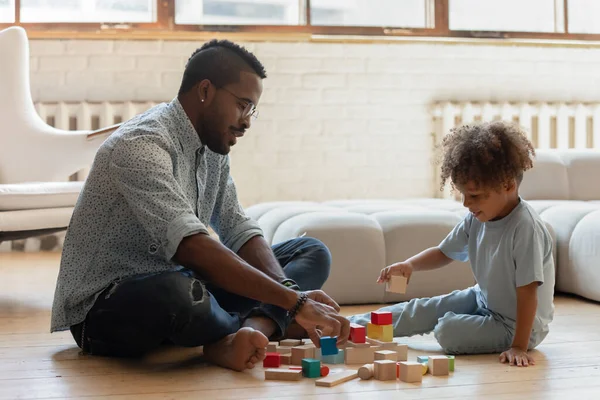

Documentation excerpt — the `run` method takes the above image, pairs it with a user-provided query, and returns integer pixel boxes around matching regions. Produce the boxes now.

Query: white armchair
[0,26,119,246]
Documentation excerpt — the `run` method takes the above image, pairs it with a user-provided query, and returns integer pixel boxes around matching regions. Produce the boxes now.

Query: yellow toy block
[381,325,393,342]
[367,323,383,339]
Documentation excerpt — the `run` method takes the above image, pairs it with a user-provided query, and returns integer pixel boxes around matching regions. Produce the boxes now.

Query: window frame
[2,0,600,42]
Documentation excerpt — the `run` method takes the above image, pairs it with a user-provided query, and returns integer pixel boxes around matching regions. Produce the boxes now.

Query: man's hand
[499,347,535,367]
[294,292,350,348]
[377,261,413,284]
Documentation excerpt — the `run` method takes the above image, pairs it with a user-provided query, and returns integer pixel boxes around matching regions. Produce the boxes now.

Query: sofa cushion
[0,182,82,211]
[0,207,74,231]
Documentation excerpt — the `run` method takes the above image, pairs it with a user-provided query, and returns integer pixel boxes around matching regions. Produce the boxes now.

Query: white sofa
[246,149,600,304]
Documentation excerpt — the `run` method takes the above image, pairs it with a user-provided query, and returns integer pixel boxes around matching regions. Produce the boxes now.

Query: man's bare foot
[203,327,269,372]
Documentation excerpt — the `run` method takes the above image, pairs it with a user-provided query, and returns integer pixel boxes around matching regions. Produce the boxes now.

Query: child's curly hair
[438,121,536,192]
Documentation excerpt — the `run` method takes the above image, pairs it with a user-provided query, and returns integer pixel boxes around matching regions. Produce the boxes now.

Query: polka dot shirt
[51,98,263,332]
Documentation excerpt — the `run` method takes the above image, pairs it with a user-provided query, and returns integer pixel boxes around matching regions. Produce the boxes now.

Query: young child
[348,120,555,367]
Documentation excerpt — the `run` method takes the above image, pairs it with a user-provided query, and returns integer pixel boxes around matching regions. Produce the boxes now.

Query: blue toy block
[417,356,429,363]
[322,349,344,364]
[320,336,338,356]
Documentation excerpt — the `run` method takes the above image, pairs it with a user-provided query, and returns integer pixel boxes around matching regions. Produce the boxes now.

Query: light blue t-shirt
[439,198,555,334]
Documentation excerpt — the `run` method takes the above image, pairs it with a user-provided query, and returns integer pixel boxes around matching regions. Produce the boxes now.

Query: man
[51,39,350,372]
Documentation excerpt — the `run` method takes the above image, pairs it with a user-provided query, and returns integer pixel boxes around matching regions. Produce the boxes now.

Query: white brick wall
[28,39,600,207]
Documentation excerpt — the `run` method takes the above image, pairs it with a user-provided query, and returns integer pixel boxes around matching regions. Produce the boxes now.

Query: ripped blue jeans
[347,286,548,355]
[70,237,331,357]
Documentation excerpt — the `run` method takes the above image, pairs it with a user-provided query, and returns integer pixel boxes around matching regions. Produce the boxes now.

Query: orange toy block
[374,360,396,381]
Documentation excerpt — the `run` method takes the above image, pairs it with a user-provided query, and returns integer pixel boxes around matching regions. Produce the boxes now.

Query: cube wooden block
[280,353,292,365]
[395,344,408,361]
[371,311,393,325]
[350,323,366,343]
[320,336,338,356]
[347,341,372,348]
[265,368,302,381]
[428,356,450,376]
[416,355,429,363]
[374,350,398,361]
[386,275,408,293]
[367,323,383,340]
[302,358,321,378]
[398,362,423,383]
[291,345,316,365]
[267,341,278,352]
[280,339,302,347]
[276,346,294,354]
[344,346,376,365]
[263,352,281,368]
[321,349,344,364]
[381,325,393,342]
[374,360,396,381]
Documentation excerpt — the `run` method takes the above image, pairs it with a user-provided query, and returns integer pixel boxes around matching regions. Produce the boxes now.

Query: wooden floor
[1,253,600,399]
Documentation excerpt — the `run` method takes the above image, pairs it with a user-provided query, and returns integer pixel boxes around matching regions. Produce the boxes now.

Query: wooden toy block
[350,323,366,343]
[428,355,449,376]
[374,360,397,381]
[315,370,359,387]
[280,339,302,347]
[314,347,321,360]
[367,323,383,340]
[347,341,372,348]
[358,363,374,380]
[320,336,338,356]
[302,358,321,378]
[276,345,294,354]
[291,345,316,365]
[289,367,303,370]
[263,352,281,368]
[366,337,385,346]
[420,362,428,375]
[371,311,393,325]
[267,342,278,352]
[344,346,376,365]
[265,368,302,381]
[386,275,408,293]
[381,325,393,342]
[416,356,429,363]
[448,355,455,372]
[280,353,292,365]
[374,350,398,361]
[322,349,344,364]
[320,365,329,377]
[394,344,408,361]
[398,362,423,383]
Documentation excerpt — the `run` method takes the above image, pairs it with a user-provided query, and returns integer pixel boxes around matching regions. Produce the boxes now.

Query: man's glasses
[218,86,259,121]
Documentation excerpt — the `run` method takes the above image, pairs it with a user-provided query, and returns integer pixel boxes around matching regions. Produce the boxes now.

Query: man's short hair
[178,39,267,96]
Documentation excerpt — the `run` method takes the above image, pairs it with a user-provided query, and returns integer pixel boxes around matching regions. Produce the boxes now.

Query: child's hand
[377,262,413,284]
[499,347,535,367]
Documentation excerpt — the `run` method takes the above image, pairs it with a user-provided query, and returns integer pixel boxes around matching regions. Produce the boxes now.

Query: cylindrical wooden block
[358,363,374,380]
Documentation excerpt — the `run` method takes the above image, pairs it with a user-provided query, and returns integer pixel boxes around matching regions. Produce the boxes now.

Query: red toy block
[371,311,392,325]
[350,323,366,343]
[263,352,281,368]
[320,365,330,377]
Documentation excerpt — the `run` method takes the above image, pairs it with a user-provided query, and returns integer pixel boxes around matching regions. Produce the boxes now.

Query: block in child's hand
[371,311,392,325]
[319,336,338,356]
[386,275,408,293]
[350,323,366,343]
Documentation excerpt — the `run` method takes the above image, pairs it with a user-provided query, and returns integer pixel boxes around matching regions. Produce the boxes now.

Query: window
[310,0,428,28]
[568,0,600,34]
[0,0,14,23]
[175,0,301,25]
[20,0,155,23]
[449,0,557,33]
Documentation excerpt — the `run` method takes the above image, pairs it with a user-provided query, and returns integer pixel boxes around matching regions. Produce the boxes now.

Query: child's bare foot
[203,327,268,372]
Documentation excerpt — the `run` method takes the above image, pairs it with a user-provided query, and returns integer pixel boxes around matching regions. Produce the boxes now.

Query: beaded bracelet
[287,292,308,320]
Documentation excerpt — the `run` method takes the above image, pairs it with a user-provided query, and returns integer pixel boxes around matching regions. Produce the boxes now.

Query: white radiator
[432,102,600,150]
[432,102,600,198]
[34,101,158,131]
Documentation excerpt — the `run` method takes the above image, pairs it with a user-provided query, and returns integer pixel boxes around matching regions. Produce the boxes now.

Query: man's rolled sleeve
[210,156,264,253]
[109,133,209,260]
